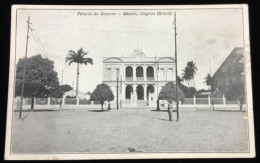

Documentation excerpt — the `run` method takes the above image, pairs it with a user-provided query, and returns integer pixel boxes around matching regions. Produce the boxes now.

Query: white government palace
[102,49,176,107]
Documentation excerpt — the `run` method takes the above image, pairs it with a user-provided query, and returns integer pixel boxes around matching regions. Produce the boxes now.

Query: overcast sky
[15,7,244,93]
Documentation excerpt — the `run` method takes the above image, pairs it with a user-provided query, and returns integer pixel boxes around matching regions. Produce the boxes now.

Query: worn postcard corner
[5,4,255,160]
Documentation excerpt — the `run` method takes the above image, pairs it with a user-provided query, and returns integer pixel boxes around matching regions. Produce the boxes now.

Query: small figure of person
[16,99,20,110]
[107,102,111,110]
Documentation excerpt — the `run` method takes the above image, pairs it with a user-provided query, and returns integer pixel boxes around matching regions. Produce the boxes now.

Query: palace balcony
[147,77,155,81]
[136,77,144,81]
[125,77,133,81]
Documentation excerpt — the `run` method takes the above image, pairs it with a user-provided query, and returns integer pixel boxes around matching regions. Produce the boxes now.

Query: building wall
[102,56,176,103]
[212,47,244,95]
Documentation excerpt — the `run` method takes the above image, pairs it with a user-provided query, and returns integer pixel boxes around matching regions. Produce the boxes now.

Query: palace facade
[102,49,176,106]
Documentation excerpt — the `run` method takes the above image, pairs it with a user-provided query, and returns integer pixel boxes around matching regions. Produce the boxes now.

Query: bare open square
[11,108,249,153]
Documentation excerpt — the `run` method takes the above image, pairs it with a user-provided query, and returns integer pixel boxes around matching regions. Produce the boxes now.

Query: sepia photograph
[4,5,255,160]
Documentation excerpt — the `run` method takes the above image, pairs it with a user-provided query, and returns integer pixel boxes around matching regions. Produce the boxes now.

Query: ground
[11,107,249,153]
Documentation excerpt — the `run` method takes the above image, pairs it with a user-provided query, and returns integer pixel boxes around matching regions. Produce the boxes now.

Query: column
[133,65,136,81]
[133,84,137,94]
[144,65,147,81]
[193,96,196,105]
[34,97,36,106]
[208,95,211,105]
[77,97,79,105]
[223,95,226,105]
[47,97,50,105]
[165,66,168,82]
[164,66,167,81]
[62,97,65,105]
[154,65,156,81]
[122,84,126,100]
[144,84,147,100]
[155,84,158,101]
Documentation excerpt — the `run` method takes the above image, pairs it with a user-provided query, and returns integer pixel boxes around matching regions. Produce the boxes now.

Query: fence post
[91,100,94,105]
[223,95,226,105]
[62,97,65,105]
[34,97,36,106]
[208,95,211,105]
[193,96,196,105]
[77,97,79,105]
[47,97,50,105]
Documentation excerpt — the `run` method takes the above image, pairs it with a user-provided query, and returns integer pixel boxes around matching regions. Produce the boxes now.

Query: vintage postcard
[5,5,255,160]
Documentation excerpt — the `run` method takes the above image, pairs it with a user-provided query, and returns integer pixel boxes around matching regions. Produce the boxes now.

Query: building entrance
[136,85,144,100]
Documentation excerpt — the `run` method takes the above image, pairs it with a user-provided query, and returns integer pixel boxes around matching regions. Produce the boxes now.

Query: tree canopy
[61,84,73,92]
[158,82,185,103]
[177,76,197,98]
[181,61,198,87]
[65,48,93,66]
[203,73,216,91]
[15,55,60,98]
[90,83,114,111]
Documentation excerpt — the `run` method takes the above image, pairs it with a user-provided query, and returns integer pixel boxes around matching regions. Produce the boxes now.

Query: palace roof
[103,49,175,63]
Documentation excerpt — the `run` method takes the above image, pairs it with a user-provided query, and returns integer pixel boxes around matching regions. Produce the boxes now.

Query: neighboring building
[212,47,245,95]
[63,89,90,99]
[102,49,176,106]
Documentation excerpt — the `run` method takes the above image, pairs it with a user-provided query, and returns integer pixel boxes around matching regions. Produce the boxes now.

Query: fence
[178,95,240,106]
[196,98,208,104]
[17,97,101,106]
[35,98,48,105]
[182,98,193,104]
[79,98,91,105]
[50,98,62,105]
[16,95,241,107]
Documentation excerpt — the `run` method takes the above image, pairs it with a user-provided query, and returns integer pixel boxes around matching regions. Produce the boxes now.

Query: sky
[15,7,244,93]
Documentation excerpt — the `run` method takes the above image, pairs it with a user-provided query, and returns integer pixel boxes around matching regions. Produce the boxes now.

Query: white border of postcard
[5,4,255,160]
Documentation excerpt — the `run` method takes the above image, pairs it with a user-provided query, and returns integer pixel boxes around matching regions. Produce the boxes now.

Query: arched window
[125,85,133,99]
[146,66,154,77]
[125,66,133,77]
[136,66,143,77]
[146,85,155,100]
[136,85,144,100]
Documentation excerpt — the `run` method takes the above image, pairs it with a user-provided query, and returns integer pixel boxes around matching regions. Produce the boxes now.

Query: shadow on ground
[88,110,110,112]
[133,113,169,121]
[214,110,246,112]
[150,110,177,112]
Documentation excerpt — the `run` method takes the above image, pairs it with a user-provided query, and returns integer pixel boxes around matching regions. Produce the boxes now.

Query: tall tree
[15,55,60,110]
[60,84,73,93]
[177,75,184,83]
[181,67,191,86]
[158,82,185,121]
[90,83,114,111]
[65,48,93,98]
[187,61,198,88]
[181,61,198,87]
[204,73,215,91]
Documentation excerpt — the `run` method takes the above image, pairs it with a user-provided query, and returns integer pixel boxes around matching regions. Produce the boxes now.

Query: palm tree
[181,61,198,88]
[187,61,198,88]
[204,73,213,87]
[181,67,191,86]
[204,73,216,111]
[65,48,93,98]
